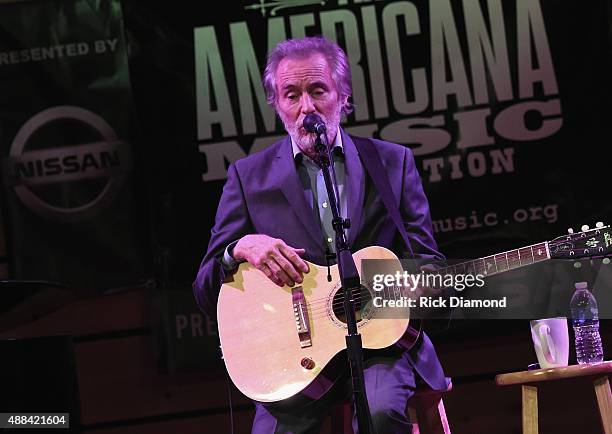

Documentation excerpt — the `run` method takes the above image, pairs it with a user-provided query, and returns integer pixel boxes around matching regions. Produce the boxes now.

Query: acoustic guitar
[217,224,611,402]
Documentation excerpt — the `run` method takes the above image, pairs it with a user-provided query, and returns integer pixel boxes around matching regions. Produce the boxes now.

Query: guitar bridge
[292,286,312,348]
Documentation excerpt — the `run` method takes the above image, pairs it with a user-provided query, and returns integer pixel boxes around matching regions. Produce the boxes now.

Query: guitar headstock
[548,222,612,259]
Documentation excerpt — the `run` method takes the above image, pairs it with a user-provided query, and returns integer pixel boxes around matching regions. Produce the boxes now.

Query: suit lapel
[275,137,324,246]
[341,130,365,248]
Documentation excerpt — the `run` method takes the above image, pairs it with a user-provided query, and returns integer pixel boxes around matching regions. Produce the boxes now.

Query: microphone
[303,113,326,135]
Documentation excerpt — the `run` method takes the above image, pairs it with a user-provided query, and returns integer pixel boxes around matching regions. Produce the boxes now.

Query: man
[194,36,449,433]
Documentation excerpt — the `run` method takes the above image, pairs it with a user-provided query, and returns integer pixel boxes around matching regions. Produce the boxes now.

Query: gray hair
[262,36,353,115]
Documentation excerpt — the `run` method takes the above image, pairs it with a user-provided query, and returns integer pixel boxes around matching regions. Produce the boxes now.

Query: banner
[0,0,148,292]
[121,0,611,286]
[152,289,222,374]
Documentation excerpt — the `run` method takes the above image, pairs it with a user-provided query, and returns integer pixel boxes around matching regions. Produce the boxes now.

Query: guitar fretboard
[436,242,550,278]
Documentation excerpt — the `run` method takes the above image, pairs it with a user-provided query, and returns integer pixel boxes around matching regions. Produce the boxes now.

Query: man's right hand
[233,234,310,287]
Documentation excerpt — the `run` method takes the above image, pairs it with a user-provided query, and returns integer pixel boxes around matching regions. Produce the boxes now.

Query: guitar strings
[287,286,380,310]
[277,283,413,312]
[309,294,409,317]
[296,287,414,319]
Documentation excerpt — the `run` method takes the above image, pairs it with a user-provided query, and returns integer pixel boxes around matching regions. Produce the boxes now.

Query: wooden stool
[331,380,452,434]
[496,361,612,434]
[407,381,453,434]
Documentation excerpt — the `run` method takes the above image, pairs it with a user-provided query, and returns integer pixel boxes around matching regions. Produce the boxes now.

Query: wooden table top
[496,361,612,386]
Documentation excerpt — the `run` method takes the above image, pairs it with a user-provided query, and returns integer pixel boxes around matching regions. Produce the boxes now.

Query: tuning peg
[568,228,574,234]
[604,258,611,265]
[581,225,590,231]
[596,222,604,228]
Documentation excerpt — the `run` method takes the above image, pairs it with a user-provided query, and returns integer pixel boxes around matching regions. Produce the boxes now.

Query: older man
[194,36,448,434]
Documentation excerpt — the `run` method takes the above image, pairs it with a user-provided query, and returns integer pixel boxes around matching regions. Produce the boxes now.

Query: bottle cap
[575,282,588,290]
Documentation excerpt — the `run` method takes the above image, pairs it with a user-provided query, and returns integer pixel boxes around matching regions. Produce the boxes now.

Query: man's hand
[233,234,310,287]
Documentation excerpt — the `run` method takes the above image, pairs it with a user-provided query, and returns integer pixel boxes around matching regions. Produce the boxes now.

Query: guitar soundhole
[331,284,374,325]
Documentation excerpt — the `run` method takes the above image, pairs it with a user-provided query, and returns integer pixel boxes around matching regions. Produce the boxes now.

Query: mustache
[295,117,334,134]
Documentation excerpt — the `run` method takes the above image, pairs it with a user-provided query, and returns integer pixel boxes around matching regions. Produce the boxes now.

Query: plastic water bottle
[570,282,603,364]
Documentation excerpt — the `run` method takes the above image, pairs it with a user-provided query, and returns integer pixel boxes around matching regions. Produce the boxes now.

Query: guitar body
[217,246,410,402]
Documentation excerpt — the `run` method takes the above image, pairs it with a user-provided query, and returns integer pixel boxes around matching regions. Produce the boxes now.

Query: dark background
[0,1,611,433]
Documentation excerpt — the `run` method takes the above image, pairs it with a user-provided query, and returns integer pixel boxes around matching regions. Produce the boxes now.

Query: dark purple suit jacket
[193,130,448,391]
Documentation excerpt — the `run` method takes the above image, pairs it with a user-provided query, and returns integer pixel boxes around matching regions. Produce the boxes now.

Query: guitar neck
[436,242,550,278]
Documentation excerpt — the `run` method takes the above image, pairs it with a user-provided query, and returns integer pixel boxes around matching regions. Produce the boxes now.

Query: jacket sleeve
[399,147,445,264]
[193,163,253,320]
[399,147,459,321]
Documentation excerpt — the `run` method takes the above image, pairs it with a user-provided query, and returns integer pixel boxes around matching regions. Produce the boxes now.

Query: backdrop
[0,0,610,319]
[122,0,612,282]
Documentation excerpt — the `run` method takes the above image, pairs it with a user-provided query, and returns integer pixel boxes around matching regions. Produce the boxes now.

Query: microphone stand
[313,131,374,434]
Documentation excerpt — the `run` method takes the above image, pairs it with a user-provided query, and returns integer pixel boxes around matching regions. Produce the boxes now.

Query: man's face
[275,53,346,157]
